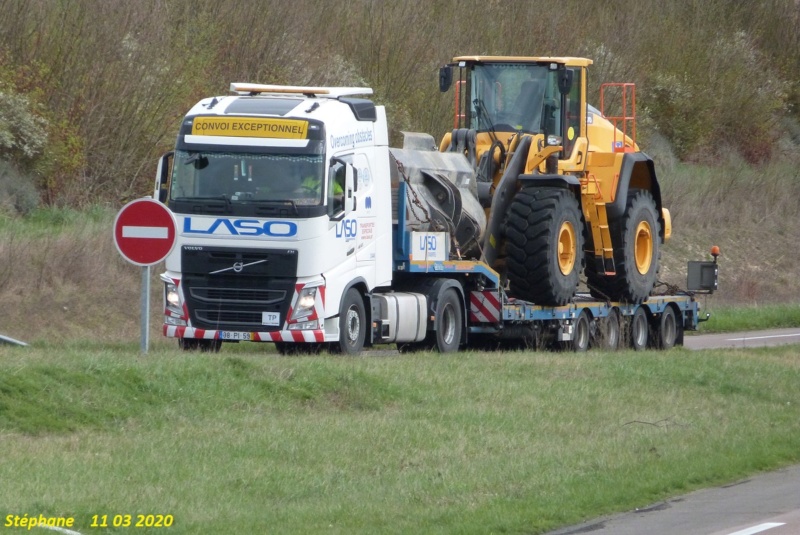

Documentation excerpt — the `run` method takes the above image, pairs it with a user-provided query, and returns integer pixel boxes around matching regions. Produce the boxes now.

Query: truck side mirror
[154,151,173,203]
[557,69,574,96]
[439,66,453,93]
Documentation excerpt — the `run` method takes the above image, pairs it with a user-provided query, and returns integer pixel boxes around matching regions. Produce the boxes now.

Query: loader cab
[440,56,589,165]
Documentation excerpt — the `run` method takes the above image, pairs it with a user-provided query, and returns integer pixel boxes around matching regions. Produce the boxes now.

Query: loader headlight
[547,135,562,146]
[291,286,317,320]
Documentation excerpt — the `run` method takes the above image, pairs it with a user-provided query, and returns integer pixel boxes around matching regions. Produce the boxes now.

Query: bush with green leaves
[0,86,48,163]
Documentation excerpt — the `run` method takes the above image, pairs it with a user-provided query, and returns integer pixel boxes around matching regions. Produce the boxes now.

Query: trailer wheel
[562,310,590,352]
[335,288,366,355]
[506,186,584,306]
[629,307,649,351]
[435,288,462,353]
[656,306,679,350]
[592,309,620,350]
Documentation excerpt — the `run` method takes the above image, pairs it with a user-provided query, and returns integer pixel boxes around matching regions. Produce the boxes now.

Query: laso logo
[335,218,357,239]
[183,218,297,237]
[419,234,438,251]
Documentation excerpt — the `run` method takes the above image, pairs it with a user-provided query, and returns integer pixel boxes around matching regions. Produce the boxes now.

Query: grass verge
[0,343,798,534]
[699,302,800,333]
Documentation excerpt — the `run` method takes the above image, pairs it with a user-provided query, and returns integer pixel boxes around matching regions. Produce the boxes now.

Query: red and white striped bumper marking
[164,326,325,343]
[470,291,501,323]
[255,330,325,343]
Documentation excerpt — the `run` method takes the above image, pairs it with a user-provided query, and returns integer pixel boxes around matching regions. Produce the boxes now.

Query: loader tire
[586,189,660,303]
[505,186,584,306]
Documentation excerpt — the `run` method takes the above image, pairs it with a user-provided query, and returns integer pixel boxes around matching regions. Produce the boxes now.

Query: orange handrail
[600,83,637,152]
[454,80,465,129]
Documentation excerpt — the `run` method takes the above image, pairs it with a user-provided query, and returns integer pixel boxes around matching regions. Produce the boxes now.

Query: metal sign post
[141,265,151,353]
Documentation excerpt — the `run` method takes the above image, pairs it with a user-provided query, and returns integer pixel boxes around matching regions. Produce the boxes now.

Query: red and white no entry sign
[113,198,177,266]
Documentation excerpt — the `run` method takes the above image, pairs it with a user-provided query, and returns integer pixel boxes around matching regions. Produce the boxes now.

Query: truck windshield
[469,63,552,134]
[169,149,326,217]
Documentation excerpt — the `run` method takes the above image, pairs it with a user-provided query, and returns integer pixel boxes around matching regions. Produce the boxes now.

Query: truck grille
[180,246,298,331]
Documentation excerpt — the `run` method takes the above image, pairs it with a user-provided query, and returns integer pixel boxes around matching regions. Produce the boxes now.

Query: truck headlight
[165,282,182,314]
[291,286,317,320]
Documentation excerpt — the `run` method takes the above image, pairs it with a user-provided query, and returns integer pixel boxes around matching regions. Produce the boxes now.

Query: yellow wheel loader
[438,56,671,305]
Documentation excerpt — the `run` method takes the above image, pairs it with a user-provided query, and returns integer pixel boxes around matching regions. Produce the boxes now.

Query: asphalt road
[684,328,800,350]
[545,464,800,535]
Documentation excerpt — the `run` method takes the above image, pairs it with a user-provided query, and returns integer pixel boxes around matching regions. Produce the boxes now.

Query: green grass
[1,343,798,534]
[0,205,114,236]
[700,302,800,333]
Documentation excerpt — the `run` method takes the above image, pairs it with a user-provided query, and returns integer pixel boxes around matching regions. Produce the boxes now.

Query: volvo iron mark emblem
[209,259,268,275]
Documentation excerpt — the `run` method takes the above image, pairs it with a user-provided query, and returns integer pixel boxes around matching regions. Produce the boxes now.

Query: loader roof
[451,56,593,67]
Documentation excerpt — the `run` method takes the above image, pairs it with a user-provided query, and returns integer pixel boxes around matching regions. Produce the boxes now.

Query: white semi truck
[154,82,717,354]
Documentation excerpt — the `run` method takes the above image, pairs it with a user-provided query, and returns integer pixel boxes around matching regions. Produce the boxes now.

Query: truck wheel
[629,307,649,351]
[656,306,679,350]
[397,341,429,353]
[435,288,462,353]
[335,288,366,355]
[592,309,620,350]
[276,342,323,355]
[179,338,221,352]
[178,338,198,351]
[586,189,660,303]
[561,310,590,352]
[506,186,584,306]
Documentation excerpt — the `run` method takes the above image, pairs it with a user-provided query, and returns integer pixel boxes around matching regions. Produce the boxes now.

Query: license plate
[220,331,254,341]
[262,312,280,326]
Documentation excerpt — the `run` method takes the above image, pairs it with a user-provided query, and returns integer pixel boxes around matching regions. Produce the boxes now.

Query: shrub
[0,86,48,163]
[0,159,40,215]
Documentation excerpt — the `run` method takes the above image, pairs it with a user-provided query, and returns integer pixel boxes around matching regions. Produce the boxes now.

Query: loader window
[469,63,550,134]
[563,68,582,156]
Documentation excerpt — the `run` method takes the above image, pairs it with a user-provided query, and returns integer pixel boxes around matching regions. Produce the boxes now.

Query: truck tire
[276,342,323,355]
[434,288,462,353]
[586,189,660,303]
[179,338,221,352]
[506,186,584,306]
[334,288,366,355]
[629,306,649,351]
